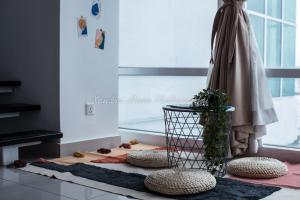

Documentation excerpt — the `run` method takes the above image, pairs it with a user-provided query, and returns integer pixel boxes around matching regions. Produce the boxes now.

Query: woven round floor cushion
[228,157,288,178]
[127,150,169,168]
[145,169,216,195]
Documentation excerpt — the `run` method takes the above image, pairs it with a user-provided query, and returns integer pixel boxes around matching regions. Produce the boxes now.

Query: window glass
[282,78,295,96]
[267,20,281,68]
[119,0,217,68]
[283,24,296,68]
[267,0,282,18]
[118,0,300,150]
[247,0,265,13]
[119,76,207,132]
[268,78,281,97]
[265,78,300,148]
[249,14,265,61]
[283,0,296,22]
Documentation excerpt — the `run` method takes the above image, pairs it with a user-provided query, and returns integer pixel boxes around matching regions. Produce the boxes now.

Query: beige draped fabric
[207,0,278,156]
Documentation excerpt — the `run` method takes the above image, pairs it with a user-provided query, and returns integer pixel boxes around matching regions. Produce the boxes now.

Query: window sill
[119,128,300,163]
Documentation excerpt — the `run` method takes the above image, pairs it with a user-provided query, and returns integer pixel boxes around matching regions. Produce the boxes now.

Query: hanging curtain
[207,0,278,156]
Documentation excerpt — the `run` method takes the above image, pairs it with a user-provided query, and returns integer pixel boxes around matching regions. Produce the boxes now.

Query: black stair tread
[0,81,21,87]
[0,104,41,113]
[0,130,62,146]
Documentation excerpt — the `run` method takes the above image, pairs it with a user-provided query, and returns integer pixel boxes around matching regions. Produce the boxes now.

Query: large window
[247,0,300,148]
[248,0,297,97]
[119,0,218,133]
[119,0,300,149]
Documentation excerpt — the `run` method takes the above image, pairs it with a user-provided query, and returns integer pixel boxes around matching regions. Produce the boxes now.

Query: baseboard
[255,146,300,163]
[120,129,166,146]
[120,129,203,147]
[120,129,300,163]
[60,136,121,157]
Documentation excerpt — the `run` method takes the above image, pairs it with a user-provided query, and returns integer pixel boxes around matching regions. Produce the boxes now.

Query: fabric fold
[207,0,278,156]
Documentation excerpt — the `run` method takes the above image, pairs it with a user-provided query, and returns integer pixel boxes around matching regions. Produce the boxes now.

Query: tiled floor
[0,166,133,200]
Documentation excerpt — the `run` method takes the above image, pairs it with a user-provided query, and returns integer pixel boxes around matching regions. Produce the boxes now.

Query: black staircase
[0,81,21,94]
[0,104,41,113]
[0,81,21,87]
[0,81,62,164]
[0,130,62,146]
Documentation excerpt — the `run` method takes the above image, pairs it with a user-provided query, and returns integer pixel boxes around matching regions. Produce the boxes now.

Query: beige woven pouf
[227,157,288,179]
[127,150,169,168]
[144,169,216,195]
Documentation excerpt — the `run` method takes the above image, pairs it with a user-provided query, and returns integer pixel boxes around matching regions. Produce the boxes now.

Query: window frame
[119,67,300,78]
[247,0,297,97]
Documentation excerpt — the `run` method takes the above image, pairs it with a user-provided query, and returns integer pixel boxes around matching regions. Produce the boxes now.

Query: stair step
[0,81,21,93]
[0,81,21,87]
[0,130,62,146]
[0,104,41,114]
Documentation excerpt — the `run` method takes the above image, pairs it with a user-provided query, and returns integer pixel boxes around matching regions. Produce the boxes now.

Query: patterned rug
[50,143,162,165]
[25,161,280,200]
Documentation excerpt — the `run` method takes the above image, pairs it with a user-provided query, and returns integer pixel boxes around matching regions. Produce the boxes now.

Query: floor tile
[0,167,31,181]
[0,180,34,199]
[0,187,74,200]
[4,170,59,186]
[19,174,62,188]
[91,193,136,200]
[0,179,15,188]
[37,181,108,200]
[0,178,28,192]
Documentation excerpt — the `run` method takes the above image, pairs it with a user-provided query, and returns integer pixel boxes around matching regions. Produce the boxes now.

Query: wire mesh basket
[163,104,234,177]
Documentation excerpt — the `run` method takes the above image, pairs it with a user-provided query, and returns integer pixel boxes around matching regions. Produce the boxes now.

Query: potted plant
[193,89,230,174]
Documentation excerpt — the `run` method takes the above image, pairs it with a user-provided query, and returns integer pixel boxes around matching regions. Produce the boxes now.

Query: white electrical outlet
[85,103,95,116]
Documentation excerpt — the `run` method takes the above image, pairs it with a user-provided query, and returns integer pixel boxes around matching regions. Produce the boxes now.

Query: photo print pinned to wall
[95,29,105,50]
[91,0,102,18]
[77,16,88,37]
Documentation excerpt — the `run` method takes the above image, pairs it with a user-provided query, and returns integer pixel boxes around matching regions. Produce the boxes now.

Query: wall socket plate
[85,103,95,116]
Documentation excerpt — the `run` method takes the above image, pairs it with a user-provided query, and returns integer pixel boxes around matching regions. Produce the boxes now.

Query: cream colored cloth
[207,0,278,156]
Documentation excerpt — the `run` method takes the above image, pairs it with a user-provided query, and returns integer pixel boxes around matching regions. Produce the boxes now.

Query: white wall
[119,0,218,68]
[60,0,119,143]
[296,0,300,66]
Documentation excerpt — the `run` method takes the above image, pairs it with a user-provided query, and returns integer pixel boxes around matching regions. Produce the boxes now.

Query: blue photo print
[91,0,102,18]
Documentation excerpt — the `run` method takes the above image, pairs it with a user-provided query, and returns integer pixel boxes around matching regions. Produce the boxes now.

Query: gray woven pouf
[227,157,288,179]
[144,169,216,195]
[127,150,169,168]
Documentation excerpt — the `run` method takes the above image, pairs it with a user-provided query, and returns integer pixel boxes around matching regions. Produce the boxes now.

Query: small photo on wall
[91,0,102,18]
[77,16,88,37]
[95,29,105,50]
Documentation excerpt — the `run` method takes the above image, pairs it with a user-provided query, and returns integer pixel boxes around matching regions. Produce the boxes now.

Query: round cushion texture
[227,157,288,179]
[144,169,216,195]
[127,150,169,168]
